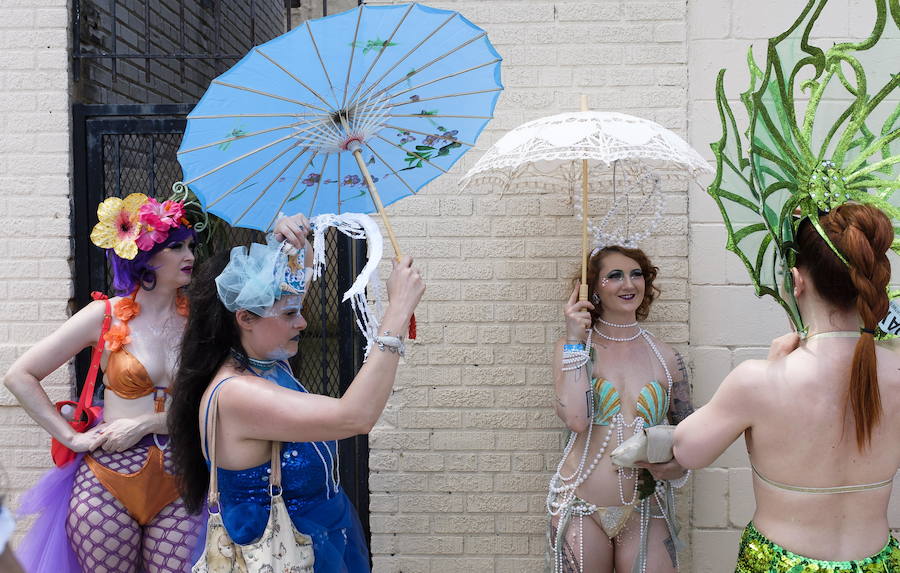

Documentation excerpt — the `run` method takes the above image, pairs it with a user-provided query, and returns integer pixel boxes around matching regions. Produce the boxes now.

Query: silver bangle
[374,330,405,357]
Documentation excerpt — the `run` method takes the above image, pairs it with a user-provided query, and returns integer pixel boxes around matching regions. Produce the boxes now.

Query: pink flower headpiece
[90,193,191,260]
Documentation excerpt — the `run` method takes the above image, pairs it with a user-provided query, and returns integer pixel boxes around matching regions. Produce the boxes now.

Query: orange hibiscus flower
[113,297,141,322]
[103,323,131,352]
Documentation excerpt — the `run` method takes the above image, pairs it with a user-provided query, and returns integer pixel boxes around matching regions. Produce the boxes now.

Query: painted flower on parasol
[460,99,711,300]
[177,2,503,260]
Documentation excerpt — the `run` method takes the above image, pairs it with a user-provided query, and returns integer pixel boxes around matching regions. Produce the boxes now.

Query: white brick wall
[0,0,72,538]
[366,1,691,571]
[2,1,895,572]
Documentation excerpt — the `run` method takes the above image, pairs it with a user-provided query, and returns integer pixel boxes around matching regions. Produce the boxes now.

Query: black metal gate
[71,103,370,539]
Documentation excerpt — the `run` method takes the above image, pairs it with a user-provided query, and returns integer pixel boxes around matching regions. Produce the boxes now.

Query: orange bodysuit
[84,296,180,526]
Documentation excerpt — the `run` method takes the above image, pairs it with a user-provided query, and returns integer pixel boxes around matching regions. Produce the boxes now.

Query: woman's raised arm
[221,256,424,443]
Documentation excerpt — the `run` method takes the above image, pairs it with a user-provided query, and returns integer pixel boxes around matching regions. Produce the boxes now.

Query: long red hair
[795,203,893,449]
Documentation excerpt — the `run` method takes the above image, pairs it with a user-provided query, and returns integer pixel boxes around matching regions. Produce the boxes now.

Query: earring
[139,269,157,291]
[590,293,601,305]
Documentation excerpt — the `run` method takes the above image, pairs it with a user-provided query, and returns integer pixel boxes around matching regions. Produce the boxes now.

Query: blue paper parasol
[177,2,502,256]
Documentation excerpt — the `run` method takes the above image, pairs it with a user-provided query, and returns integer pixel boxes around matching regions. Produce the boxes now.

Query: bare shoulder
[61,297,112,347]
[77,297,110,322]
[641,332,683,371]
[215,374,272,405]
[730,358,769,382]
[716,359,769,403]
[876,339,900,360]
[876,345,900,391]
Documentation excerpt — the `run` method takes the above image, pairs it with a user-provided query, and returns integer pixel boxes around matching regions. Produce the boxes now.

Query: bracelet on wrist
[374,330,406,357]
[563,344,585,352]
[561,347,590,372]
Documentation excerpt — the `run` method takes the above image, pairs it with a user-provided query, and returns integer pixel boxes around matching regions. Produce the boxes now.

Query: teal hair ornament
[709,0,900,333]
[215,236,310,317]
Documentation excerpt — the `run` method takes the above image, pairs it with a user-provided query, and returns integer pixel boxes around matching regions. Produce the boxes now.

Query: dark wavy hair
[795,203,892,450]
[107,226,197,295]
[168,250,251,513]
[583,245,660,323]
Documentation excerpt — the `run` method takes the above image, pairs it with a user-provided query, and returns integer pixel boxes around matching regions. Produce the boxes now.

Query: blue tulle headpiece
[216,235,309,316]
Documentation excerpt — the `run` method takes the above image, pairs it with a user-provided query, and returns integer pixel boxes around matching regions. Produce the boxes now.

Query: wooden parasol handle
[350,146,416,339]
[351,148,402,257]
[579,95,590,302]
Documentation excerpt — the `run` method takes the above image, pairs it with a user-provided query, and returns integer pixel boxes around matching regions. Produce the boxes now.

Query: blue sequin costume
[204,362,369,572]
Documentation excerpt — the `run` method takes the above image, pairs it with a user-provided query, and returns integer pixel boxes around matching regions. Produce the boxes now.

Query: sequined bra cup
[592,378,669,427]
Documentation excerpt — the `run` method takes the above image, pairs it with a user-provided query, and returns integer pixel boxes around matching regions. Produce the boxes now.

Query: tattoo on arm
[557,398,566,409]
[676,351,688,382]
[670,351,695,425]
[585,390,593,419]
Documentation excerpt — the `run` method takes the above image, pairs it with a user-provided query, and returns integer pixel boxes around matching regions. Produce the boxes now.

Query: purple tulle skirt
[16,453,85,573]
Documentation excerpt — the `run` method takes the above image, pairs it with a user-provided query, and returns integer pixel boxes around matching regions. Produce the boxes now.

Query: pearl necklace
[593,324,643,342]
[597,316,638,328]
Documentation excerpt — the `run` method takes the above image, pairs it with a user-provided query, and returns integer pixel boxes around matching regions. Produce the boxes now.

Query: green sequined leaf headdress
[709,0,900,333]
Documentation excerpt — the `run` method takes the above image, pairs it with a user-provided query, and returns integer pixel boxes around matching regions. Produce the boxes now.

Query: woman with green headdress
[675,203,900,571]
[674,0,900,570]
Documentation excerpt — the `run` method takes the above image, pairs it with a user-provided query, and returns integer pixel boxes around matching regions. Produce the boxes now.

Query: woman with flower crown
[4,192,307,573]
[546,245,694,573]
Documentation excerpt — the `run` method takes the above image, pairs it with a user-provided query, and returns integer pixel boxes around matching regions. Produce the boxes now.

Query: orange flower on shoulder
[175,290,189,317]
[113,297,141,322]
[103,323,131,352]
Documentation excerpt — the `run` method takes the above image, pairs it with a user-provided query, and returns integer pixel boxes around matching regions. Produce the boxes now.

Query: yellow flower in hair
[90,193,149,260]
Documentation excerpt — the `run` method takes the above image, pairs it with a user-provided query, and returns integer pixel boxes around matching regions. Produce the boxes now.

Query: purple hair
[106,226,197,296]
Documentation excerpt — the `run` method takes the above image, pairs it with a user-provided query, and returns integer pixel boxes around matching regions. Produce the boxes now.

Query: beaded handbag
[192,383,315,573]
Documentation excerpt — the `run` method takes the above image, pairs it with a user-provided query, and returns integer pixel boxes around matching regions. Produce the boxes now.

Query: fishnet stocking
[550,523,581,573]
[67,452,142,573]
[143,498,201,573]
[67,443,202,573]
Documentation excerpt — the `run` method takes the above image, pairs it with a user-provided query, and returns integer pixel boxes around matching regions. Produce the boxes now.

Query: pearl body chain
[548,326,676,573]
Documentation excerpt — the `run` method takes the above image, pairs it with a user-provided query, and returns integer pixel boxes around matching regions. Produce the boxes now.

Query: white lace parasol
[459,110,711,299]
[459,111,711,191]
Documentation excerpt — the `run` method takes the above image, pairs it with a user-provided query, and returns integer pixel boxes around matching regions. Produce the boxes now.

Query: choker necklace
[804,331,862,342]
[592,324,643,342]
[230,348,277,371]
[596,317,638,328]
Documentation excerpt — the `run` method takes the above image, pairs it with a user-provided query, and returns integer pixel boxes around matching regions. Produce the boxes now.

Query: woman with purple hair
[4,192,307,573]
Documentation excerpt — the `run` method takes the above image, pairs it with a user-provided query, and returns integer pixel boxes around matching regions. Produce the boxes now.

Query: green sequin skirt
[736,523,900,572]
